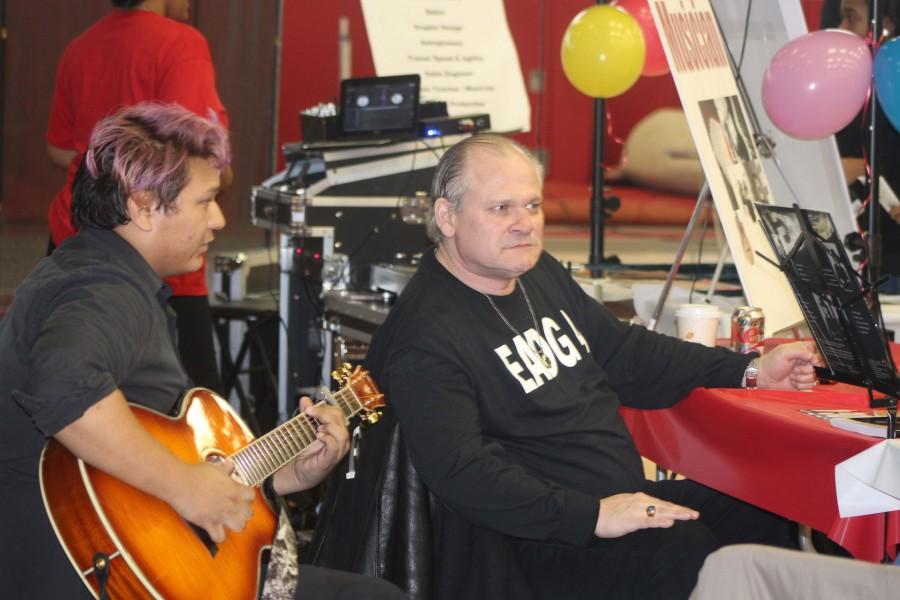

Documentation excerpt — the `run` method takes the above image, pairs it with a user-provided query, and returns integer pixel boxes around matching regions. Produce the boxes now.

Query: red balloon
[613,0,669,77]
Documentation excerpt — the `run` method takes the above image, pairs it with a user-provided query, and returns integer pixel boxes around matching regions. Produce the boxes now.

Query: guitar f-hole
[202,448,227,464]
[203,447,249,485]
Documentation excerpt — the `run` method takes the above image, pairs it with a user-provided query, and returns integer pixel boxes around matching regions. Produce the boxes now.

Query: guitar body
[40,389,277,600]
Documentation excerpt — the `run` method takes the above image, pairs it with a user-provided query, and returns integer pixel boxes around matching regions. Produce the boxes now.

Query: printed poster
[711,0,858,258]
[649,0,803,334]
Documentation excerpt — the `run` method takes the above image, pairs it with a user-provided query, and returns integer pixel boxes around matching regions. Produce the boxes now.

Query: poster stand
[647,183,716,331]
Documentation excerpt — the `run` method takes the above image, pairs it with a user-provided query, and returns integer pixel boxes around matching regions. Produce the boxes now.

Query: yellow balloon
[561,5,646,98]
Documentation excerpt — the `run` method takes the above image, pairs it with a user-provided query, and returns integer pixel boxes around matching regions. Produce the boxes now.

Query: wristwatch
[744,357,761,389]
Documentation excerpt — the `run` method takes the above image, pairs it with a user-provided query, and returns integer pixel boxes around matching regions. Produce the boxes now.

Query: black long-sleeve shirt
[366,250,751,547]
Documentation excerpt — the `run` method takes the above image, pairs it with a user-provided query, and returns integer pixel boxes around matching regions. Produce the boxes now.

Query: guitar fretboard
[231,385,364,487]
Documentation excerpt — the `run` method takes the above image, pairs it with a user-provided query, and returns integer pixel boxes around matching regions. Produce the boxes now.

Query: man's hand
[54,390,257,545]
[594,492,699,538]
[168,459,256,544]
[757,341,821,391]
[273,397,351,495]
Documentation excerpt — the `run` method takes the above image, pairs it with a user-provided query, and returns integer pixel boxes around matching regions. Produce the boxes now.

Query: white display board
[649,0,803,334]
[710,0,858,253]
[360,0,531,133]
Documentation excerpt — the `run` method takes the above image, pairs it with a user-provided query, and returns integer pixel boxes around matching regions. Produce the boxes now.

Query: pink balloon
[613,0,669,77]
[762,29,872,140]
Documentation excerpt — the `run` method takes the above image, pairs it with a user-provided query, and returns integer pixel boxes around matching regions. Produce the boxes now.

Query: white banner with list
[360,0,531,134]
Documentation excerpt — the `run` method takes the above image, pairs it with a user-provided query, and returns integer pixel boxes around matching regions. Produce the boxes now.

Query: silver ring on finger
[646,504,656,518]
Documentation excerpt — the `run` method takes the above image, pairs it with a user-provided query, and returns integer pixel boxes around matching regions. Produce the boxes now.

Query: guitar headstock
[332,364,386,424]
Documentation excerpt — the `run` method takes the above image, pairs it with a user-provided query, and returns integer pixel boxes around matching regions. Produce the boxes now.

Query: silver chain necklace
[482,279,552,369]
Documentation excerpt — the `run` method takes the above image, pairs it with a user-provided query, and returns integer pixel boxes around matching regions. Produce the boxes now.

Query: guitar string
[238,403,324,484]
[276,427,297,458]
[272,429,291,464]
[235,384,366,485]
[240,444,261,482]
[334,387,352,414]
[283,423,303,456]
[336,383,363,413]
[344,383,363,414]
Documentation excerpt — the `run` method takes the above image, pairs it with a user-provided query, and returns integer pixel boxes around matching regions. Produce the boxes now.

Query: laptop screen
[340,75,420,137]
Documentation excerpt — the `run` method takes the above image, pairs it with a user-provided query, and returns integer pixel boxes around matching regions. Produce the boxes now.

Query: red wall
[278,0,375,160]
[801,0,825,30]
[278,1,822,185]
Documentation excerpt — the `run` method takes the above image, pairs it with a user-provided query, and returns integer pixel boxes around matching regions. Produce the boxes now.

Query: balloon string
[874,26,889,49]
[855,30,877,273]
[857,94,873,274]
[604,106,627,172]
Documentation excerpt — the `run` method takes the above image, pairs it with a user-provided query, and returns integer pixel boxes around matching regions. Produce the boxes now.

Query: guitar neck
[230,386,364,487]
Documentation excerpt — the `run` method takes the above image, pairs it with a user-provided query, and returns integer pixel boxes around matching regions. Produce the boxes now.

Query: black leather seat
[306,409,533,600]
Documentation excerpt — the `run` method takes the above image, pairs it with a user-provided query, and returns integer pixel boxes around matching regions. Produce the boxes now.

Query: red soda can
[731,307,764,353]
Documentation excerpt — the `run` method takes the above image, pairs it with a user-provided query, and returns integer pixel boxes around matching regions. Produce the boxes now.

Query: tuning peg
[360,410,382,427]
[330,363,352,385]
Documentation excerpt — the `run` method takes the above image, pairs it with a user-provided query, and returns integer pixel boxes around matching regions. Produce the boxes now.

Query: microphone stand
[588,0,608,276]
[589,93,606,276]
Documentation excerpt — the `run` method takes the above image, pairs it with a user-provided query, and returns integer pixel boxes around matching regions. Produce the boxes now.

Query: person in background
[820,0,843,28]
[46,0,232,391]
[831,0,900,289]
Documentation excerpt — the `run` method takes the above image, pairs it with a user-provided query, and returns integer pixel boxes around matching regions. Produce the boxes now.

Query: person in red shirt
[47,0,233,391]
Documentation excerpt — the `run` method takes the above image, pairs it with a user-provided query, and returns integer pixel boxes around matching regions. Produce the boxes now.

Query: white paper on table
[835,439,900,518]
[360,0,531,134]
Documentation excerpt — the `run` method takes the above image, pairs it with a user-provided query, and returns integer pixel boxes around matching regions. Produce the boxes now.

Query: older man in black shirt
[0,103,403,600]
[363,134,819,599]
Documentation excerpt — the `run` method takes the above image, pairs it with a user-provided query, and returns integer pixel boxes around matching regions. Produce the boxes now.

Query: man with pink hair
[46,0,231,392]
[2,103,403,600]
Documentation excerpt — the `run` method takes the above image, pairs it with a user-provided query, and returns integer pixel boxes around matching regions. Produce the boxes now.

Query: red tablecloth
[620,385,899,562]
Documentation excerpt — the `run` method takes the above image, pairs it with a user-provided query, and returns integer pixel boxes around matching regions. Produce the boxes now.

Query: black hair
[71,154,133,230]
[71,102,230,231]
[111,1,144,9]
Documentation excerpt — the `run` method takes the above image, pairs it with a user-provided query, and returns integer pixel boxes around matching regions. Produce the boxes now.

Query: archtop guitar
[40,365,384,599]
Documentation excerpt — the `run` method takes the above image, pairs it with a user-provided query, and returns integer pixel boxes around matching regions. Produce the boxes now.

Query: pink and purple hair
[71,101,230,229]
